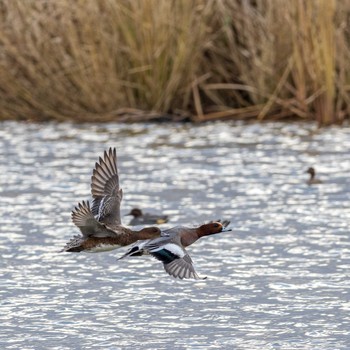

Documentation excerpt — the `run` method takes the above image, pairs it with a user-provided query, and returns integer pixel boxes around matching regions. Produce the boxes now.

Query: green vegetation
[0,0,347,124]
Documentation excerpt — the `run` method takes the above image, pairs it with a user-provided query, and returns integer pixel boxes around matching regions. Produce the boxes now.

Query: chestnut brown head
[306,167,315,178]
[198,222,224,237]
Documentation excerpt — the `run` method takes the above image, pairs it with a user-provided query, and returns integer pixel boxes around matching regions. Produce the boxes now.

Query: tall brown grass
[0,0,349,125]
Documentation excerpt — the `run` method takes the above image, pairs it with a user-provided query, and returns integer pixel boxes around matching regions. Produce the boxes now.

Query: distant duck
[126,208,169,226]
[62,148,161,252]
[118,220,231,280]
[306,167,323,185]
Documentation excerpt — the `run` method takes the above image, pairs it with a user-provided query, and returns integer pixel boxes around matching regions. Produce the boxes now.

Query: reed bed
[0,0,349,125]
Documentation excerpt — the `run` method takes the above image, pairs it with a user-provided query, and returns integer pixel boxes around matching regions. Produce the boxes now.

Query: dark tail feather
[117,246,144,260]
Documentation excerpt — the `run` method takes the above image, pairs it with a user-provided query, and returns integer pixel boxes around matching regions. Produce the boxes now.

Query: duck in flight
[62,148,161,252]
[118,220,231,279]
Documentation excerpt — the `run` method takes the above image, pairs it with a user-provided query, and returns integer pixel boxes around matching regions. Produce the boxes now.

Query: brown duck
[62,148,161,252]
[306,167,323,185]
[118,221,231,279]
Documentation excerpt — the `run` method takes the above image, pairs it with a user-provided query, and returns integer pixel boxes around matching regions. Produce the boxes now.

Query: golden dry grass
[0,0,349,125]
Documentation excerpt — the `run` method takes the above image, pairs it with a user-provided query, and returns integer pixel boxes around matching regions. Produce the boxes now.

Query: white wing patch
[151,243,185,257]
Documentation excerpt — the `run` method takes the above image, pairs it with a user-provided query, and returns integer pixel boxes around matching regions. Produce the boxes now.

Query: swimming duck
[62,148,162,252]
[306,167,323,185]
[126,208,169,226]
[118,221,231,279]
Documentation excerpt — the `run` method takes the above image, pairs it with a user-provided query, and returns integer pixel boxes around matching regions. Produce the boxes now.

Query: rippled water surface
[1,121,350,349]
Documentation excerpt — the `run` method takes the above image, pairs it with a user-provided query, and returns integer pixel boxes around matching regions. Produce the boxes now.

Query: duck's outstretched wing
[116,229,204,279]
[90,148,123,225]
[148,243,205,280]
[72,200,119,238]
[117,228,172,260]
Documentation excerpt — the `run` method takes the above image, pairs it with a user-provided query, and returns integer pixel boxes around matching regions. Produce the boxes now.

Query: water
[1,120,350,349]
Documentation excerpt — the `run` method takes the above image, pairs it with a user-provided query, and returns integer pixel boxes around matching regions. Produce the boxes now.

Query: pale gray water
[0,120,350,350]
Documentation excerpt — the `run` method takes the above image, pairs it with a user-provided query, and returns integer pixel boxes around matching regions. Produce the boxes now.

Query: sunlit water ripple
[1,121,350,349]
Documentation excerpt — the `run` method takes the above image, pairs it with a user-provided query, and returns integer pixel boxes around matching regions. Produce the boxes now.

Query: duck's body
[62,201,161,253]
[126,208,168,226]
[306,167,323,185]
[62,236,124,253]
[118,221,231,279]
[63,231,161,253]
[62,148,161,253]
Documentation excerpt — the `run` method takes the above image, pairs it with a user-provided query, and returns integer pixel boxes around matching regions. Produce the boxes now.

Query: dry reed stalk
[111,1,210,112]
[194,0,295,119]
[333,1,350,122]
[257,58,294,120]
[0,0,210,121]
[288,0,337,125]
[0,0,348,123]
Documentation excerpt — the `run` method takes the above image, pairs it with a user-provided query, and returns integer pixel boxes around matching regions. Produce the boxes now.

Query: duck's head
[306,167,316,179]
[198,222,231,237]
[126,208,143,218]
[306,167,315,178]
[139,226,161,238]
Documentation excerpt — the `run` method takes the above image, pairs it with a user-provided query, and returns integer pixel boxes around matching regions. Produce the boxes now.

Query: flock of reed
[0,0,348,125]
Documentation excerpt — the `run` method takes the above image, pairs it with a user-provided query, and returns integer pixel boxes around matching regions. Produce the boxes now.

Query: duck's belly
[87,243,122,253]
